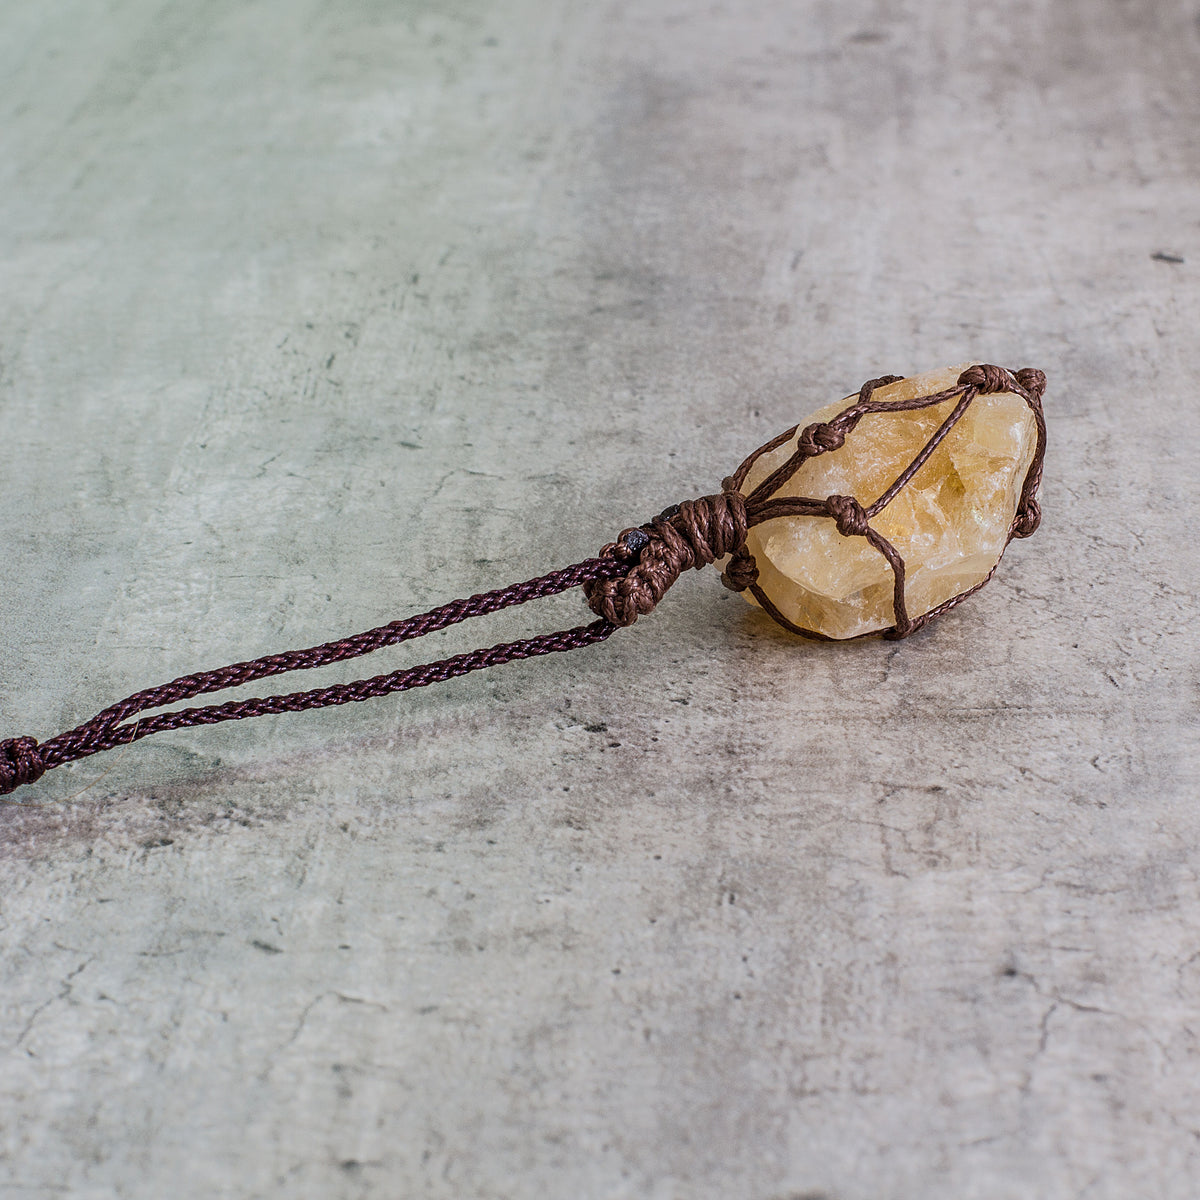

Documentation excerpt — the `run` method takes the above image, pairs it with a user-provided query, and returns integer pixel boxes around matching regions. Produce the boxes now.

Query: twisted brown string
[0,559,624,796]
[0,364,1045,798]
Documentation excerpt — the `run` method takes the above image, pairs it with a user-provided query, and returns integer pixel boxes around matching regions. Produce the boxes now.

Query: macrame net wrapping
[583,363,1047,639]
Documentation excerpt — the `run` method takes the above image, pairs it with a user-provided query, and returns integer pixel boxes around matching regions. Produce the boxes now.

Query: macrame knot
[796,421,846,457]
[720,548,759,592]
[1015,367,1047,399]
[0,737,46,796]
[586,491,749,626]
[1012,498,1042,539]
[825,494,870,537]
[957,364,1013,394]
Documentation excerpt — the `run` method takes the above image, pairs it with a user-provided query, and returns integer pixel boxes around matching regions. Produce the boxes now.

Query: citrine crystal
[741,365,1039,639]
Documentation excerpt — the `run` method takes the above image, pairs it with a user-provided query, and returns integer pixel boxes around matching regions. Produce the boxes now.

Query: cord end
[0,737,46,796]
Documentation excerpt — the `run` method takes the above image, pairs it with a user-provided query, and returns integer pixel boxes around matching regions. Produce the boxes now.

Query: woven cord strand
[1,557,624,796]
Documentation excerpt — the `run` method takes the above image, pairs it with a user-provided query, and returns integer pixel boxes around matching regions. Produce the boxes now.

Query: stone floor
[1,2,1198,1197]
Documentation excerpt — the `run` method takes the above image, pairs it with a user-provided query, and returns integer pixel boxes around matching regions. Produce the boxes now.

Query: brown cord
[0,559,623,796]
[0,364,1045,798]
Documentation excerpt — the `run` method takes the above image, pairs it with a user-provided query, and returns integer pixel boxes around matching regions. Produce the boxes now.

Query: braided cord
[1,557,624,795]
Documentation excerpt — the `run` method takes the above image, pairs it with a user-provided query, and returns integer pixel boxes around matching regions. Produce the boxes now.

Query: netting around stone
[584,363,1046,640]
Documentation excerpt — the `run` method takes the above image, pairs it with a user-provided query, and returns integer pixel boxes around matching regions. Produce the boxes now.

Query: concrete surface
[1,1,1198,1197]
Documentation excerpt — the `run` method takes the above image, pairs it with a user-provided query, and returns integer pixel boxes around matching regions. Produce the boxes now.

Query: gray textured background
[1,2,1197,1198]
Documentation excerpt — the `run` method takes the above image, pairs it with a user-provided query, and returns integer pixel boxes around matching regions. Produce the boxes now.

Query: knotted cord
[1,364,1045,797]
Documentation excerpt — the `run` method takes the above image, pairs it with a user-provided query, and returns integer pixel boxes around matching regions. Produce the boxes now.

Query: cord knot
[796,421,846,457]
[825,494,870,537]
[957,364,1014,394]
[1015,367,1047,400]
[720,548,759,592]
[1012,499,1042,539]
[0,737,46,796]
[586,491,749,626]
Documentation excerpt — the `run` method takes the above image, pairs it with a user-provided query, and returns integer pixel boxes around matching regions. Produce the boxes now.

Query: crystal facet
[742,365,1038,639]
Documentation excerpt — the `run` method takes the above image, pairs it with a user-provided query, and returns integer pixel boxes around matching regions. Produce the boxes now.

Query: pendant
[0,363,1045,798]
[730,362,1045,639]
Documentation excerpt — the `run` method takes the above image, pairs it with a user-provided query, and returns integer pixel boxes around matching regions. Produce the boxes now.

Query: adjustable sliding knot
[824,494,870,537]
[0,737,45,796]
[585,491,748,627]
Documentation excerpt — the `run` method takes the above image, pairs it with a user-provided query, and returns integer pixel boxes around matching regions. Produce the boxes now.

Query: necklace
[0,362,1045,799]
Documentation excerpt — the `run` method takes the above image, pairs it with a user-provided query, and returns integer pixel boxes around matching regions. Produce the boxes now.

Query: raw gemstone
[741,364,1038,639]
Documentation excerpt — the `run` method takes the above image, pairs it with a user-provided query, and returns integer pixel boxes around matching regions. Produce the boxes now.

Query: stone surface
[742,364,1038,638]
[1,4,1199,1200]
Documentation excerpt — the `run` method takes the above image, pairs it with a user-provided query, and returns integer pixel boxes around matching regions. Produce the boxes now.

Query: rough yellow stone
[742,364,1038,639]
